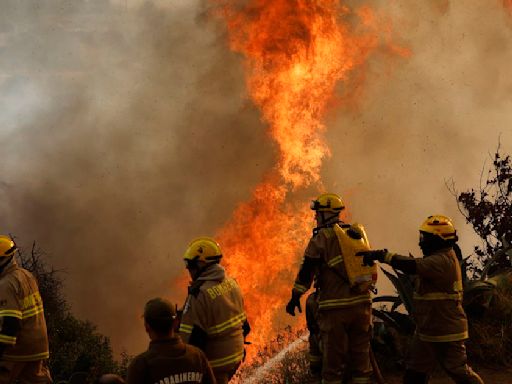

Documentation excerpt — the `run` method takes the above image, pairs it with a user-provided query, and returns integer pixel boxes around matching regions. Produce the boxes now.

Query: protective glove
[356,249,388,266]
[285,291,302,316]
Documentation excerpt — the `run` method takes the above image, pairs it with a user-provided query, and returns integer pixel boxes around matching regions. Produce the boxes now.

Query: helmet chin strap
[191,260,220,281]
[0,255,13,274]
[317,212,340,229]
[419,232,454,256]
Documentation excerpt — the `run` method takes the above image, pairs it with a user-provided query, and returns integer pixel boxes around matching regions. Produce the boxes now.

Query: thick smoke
[326,0,512,257]
[0,0,273,354]
[1,0,511,356]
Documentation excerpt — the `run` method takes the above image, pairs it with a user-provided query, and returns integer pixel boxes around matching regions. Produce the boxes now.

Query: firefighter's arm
[242,318,251,339]
[0,280,23,357]
[415,254,446,279]
[387,253,417,274]
[357,250,417,274]
[188,326,208,351]
[293,234,323,295]
[287,257,320,316]
[0,316,21,352]
[179,293,208,349]
[293,257,320,295]
[287,236,322,316]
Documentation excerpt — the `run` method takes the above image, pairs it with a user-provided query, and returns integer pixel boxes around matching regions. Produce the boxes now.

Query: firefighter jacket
[179,264,246,372]
[292,226,372,311]
[390,247,468,342]
[126,336,216,384]
[0,259,49,361]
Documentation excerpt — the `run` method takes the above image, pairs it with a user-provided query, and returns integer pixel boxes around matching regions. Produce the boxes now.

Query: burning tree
[208,0,397,361]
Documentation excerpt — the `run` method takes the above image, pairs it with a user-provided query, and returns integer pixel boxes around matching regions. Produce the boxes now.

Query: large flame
[504,0,512,14]
[209,0,384,359]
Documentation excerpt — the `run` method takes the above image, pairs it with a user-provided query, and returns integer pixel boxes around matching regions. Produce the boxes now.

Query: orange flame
[504,0,512,14]
[208,0,384,360]
[217,1,378,189]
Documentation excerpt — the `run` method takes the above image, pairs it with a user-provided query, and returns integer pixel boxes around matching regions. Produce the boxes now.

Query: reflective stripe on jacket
[0,260,49,361]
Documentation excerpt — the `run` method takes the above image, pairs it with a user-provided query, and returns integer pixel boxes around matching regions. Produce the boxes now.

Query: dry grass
[232,327,310,384]
[466,286,512,367]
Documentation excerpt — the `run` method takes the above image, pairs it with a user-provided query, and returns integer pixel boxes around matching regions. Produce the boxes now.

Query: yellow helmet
[0,236,16,257]
[419,215,457,240]
[183,237,222,264]
[310,193,345,213]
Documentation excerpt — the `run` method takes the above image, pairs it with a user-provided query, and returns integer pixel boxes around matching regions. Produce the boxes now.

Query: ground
[385,367,512,383]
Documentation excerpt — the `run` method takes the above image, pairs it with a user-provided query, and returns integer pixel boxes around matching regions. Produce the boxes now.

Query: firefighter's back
[180,265,246,384]
[3,266,49,360]
[128,339,215,384]
[180,238,248,384]
[200,275,245,374]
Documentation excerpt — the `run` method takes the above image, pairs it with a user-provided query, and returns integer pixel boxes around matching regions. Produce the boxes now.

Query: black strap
[188,280,206,298]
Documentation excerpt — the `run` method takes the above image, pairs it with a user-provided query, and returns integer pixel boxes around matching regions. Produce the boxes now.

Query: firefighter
[0,235,51,383]
[286,193,373,384]
[179,237,249,384]
[358,215,484,384]
[126,297,216,384]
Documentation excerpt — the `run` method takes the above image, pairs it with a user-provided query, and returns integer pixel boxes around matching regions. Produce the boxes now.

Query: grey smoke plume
[1,0,511,356]
[0,0,273,354]
[326,0,512,256]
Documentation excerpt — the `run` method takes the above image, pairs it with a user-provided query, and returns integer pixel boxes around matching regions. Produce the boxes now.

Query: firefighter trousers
[0,359,52,383]
[213,361,241,384]
[317,304,372,384]
[306,293,322,377]
[405,336,484,384]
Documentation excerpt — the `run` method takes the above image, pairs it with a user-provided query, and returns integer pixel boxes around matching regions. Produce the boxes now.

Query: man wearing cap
[126,298,216,384]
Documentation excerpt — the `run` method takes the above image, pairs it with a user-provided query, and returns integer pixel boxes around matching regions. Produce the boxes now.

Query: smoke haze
[0,0,511,355]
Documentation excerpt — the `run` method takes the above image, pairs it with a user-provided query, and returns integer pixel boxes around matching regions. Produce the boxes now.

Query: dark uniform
[383,249,483,383]
[292,227,372,384]
[179,264,247,384]
[305,291,321,378]
[0,259,51,383]
[126,336,216,384]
